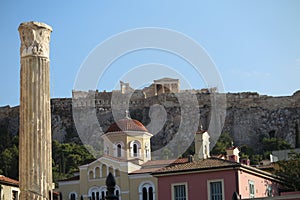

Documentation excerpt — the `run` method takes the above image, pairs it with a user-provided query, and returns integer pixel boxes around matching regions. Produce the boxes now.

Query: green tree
[276,152,300,191]
[52,140,95,184]
[0,127,12,152]
[211,132,233,155]
[262,137,292,159]
[0,144,19,179]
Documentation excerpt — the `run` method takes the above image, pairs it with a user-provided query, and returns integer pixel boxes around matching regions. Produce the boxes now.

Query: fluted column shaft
[18,21,52,200]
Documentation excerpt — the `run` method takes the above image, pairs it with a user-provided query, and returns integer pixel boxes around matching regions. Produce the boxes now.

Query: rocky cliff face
[1,90,299,154]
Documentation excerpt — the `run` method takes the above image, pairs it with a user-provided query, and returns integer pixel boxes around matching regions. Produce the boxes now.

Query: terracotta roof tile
[130,167,162,174]
[131,158,189,174]
[142,158,188,167]
[0,175,19,185]
[153,158,240,174]
[105,118,148,133]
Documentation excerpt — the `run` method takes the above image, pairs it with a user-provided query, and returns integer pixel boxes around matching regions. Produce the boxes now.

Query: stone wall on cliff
[1,90,299,153]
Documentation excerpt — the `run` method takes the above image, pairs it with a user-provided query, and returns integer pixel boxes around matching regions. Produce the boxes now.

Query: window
[133,143,138,157]
[12,190,18,200]
[91,192,96,200]
[115,185,121,199]
[95,167,100,178]
[266,185,272,197]
[69,192,77,200]
[70,193,76,200]
[99,186,107,200]
[101,191,105,200]
[139,181,155,200]
[143,187,147,200]
[145,149,149,158]
[117,144,122,157]
[102,164,107,178]
[130,140,141,157]
[210,182,222,200]
[249,180,255,198]
[89,187,100,200]
[93,186,120,200]
[208,179,224,200]
[172,183,187,200]
[149,187,153,200]
[89,170,94,179]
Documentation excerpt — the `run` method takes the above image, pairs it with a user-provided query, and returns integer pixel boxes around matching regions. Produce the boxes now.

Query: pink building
[152,131,283,200]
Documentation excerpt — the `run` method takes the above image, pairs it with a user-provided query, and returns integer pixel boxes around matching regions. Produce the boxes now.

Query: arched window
[133,143,138,157]
[89,187,101,200]
[143,187,147,200]
[101,191,105,200]
[95,167,100,178]
[102,164,107,178]
[149,187,153,200]
[89,170,94,179]
[117,144,122,157]
[139,181,155,200]
[69,192,77,200]
[130,140,141,157]
[115,185,121,200]
[99,186,107,200]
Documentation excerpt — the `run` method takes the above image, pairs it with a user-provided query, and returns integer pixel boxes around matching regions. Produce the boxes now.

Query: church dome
[105,118,148,133]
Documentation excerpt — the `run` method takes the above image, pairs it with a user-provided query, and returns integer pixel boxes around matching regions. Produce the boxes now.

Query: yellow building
[58,115,171,200]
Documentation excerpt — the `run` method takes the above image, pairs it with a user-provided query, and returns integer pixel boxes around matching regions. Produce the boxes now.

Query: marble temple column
[18,21,53,200]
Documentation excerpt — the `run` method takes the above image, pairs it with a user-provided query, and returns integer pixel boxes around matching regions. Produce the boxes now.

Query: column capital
[18,21,52,58]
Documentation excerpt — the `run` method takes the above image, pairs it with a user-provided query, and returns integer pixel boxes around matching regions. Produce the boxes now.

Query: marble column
[18,21,53,200]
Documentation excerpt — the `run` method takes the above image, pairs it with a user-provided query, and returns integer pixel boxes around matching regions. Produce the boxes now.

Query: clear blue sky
[0,1,299,106]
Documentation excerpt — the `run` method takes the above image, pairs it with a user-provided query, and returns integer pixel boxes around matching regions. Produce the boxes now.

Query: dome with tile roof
[105,118,148,133]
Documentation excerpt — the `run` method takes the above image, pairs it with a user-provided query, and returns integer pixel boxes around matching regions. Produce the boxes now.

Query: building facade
[59,118,286,200]
[152,132,283,200]
[0,175,20,200]
[58,115,162,200]
[153,158,283,200]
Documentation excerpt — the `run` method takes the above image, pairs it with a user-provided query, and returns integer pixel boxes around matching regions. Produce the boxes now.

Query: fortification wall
[0,90,299,152]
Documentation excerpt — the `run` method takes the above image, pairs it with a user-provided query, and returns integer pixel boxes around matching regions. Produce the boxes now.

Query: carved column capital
[18,21,52,58]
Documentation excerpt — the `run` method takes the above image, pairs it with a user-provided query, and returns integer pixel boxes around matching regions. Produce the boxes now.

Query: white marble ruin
[19,21,53,200]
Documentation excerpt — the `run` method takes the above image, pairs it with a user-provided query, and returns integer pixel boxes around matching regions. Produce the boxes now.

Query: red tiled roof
[0,175,19,186]
[131,158,189,174]
[105,118,148,133]
[152,158,240,175]
[142,160,176,166]
[130,167,162,174]
[173,158,189,164]
[142,158,188,167]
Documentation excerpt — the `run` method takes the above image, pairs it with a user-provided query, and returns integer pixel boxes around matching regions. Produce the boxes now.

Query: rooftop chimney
[226,146,240,163]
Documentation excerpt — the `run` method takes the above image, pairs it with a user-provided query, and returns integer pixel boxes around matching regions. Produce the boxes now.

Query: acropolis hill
[1,78,299,153]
